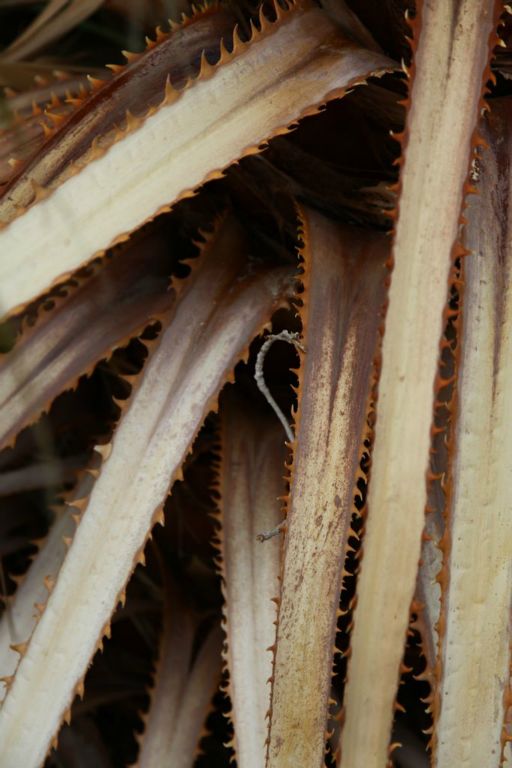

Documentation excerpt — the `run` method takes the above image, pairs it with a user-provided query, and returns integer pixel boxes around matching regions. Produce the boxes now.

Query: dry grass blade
[267,207,387,768]
[340,2,502,765]
[0,2,393,320]
[137,580,222,768]
[431,101,512,767]
[214,388,284,767]
[0,219,176,450]
[0,216,293,768]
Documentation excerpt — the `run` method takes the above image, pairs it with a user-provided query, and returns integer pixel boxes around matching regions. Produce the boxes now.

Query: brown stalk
[266,207,388,767]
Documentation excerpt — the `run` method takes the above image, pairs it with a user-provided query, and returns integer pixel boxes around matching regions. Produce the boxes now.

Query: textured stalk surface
[0,218,292,768]
[0,2,391,319]
[267,208,387,768]
[340,2,501,765]
[433,102,512,767]
[216,389,284,767]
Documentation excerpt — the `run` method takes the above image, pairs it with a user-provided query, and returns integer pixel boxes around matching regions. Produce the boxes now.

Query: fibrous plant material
[214,388,284,767]
[0,217,292,768]
[340,2,503,765]
[0,218,176,450]
[266,207,387,768]
[0,0,392,319]
[430,101,512,768]
[137,580,222,768]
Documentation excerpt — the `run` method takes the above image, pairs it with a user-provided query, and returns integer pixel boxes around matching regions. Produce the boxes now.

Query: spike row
[42,251,289,753]
[418,0,510,741]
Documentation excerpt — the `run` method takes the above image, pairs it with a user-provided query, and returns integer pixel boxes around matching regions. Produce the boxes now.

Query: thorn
[155,26,167,42]
[199,50,215,77]
[45,111,67,127]
[121,50,139,63]
[154,508,165,526]
[106,63,124,74]
[164,75,178,104]
[95,443,112,461]
[86,75,104,90]
[41,122,53,139]
[10,641,28,656]
[65,95,83,107]
[125,110,141,131]
[0,675,14,690]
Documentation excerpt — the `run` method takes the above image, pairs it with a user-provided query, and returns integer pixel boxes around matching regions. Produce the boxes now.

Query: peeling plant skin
[432,102,512,768]
[0,1,392,321]
[215,389,284,768]
[340,2,504,765]
[266,208,387,768]
[0,218,292,768]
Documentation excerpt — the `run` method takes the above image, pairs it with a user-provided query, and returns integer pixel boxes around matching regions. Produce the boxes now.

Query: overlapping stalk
[0,219,175,449]
[340,2,503,765]
[137,579,222,768]
[0,1,392,319]
[430,101,512,767]
[0,218,292,767]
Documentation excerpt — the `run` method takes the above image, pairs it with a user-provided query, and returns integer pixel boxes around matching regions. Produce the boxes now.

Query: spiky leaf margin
[0,219,175,449]
[0,1,393,319]
[340,2,503,765]
[430,101,512,767]
[266,207,388,768]
[0,217,292,768]
[137,579,222,768]
[214,388,284,767]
